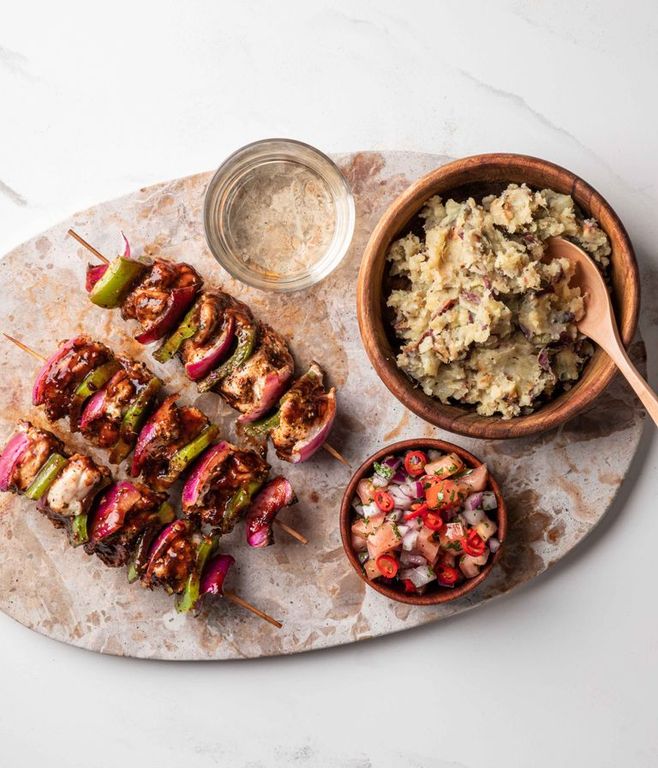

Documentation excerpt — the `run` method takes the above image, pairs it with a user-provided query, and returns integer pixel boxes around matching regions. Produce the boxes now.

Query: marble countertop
[1,1,657,766]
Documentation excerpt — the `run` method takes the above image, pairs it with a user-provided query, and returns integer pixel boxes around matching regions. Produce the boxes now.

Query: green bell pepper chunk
[177,535,214,614]
[70,513,89,547]
[153,302,200,363]
[24,453,67,500]
[221,479,263,534]
[89,257,146,308]
[166,425,219,480]
[109,377,162,463]
[73,360,120,401]
[198,319,257,393]
[244,410,280,438]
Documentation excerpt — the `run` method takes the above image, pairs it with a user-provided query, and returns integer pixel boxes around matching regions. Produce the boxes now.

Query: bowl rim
[339,438,507,605]
[357,152,640,439]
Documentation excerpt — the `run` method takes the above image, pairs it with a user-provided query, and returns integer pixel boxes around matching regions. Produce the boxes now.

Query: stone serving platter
[0,151,647,660]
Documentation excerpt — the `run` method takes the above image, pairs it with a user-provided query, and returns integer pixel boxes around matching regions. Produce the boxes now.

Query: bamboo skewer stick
[3,333,306,549]
[224,591,282,628]
[67,228,351,469]
[67,228,110,264]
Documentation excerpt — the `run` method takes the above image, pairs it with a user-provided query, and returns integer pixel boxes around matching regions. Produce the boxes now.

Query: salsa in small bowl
[339,439,507,605]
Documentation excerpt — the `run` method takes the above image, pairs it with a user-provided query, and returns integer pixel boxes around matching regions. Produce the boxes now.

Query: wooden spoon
[548,237,657,424]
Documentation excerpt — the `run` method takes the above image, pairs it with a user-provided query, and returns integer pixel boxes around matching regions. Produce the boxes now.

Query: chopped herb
[373,461,394,480]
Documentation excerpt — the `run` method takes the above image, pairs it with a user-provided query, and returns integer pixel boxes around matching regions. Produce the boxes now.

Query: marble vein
[0,44,34,80]
[0,180,28,207]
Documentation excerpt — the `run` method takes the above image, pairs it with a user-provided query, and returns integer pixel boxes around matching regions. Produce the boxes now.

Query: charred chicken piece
[131,394,210,490]
[218,324,294,423]
[79,358,155,449]
[7,420,64,493]
[44,454,110,518]
[33,336,112,422]
[141,520,197,594]
[270,363,337,463]
[121,259,202,341]
[182,441,270,531]
[84,481,167,568]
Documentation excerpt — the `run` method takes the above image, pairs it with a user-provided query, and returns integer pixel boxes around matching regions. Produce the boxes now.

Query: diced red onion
[464,492,483,511]
[400,550,427,568]
[402,529,419,551]
[400,480,424,499]
[390,469,407,485]
[361,502,379,519]
[385,510,402,523]
[462,507,485,526]
[481,491,498,510]
[389,486,412,509]
[371,473,388,488]
[0,431,30,492]
[399,565,436,588]
[381,456,402,470]
[396,524,409,537]
[488,537,501,553]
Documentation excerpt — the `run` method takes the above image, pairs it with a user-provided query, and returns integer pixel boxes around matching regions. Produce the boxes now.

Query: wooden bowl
[357,153,640,439]
[339,438,507,605]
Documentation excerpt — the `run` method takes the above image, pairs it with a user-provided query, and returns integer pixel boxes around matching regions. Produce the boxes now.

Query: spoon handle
[599,332,658,426]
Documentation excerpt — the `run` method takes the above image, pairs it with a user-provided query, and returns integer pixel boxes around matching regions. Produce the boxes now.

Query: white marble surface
[1,1,657,766]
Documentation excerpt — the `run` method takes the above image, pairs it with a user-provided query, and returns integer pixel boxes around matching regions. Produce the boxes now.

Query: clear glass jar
[203,138,355,292]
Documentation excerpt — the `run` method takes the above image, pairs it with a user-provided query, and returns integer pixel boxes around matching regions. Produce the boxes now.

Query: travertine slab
[0,152,646,659]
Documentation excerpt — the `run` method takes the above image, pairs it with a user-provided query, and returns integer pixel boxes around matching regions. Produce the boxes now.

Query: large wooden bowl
[339,438,507,605]
[357,153,640,439]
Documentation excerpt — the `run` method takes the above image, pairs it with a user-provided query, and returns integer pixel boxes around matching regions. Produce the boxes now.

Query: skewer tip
[2,333,47,362]
[224,590,283,629]
[323,442,350,467]
[274,518,308,545]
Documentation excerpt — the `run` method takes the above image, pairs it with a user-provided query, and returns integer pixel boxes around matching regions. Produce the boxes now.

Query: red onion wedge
[130,395,176,477]
[85,263,108,292]
[89,481,143,541]
[245,477,297,548]
[184,314,235,381]
[0,430,30,492]
[181,440,232,510]
[79,387,108,431]
[200,553,235,596]
[135,285,198,345]
[144,519,190,581]
[32,336,80,406]
[288,389,336,463]
[238,366,294,424]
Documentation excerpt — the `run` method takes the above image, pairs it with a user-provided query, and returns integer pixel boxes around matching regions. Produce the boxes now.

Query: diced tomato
[403,578,416,593]
[425,478,468,510]
[416,526,441,564]
[364,559,381,580]
[423,452,465,478]
[374,489,394,513]
[462,529,486,557]
[436,564,460,586]
[424,511,444,532]
[376,553,399,579]
[356,478,376,505]
[367,522,402,560]
[404,450,427,477]
[457,464,488,493]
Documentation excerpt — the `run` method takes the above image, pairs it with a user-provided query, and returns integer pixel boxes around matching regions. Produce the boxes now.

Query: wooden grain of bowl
[357,153,640,439]
[339,438,507,605]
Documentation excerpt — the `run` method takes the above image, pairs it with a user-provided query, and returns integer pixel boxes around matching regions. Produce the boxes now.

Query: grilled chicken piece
[121,260,202,330]
[44,454,110,517]
[219,325,294,421]
[80,359,154,448]
[133,395,209,490]
[84,483,167,568]
[11,421,64,492]
[184,445,270,530]
[143,533,196,594]
[36,337,112,421]
[270,362,336,462]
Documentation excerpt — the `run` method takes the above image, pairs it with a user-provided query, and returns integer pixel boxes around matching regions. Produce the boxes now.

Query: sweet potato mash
[386,184,611,418]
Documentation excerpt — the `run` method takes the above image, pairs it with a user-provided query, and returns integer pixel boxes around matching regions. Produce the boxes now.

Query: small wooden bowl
[357,153,640,439]
[339,438,507,605]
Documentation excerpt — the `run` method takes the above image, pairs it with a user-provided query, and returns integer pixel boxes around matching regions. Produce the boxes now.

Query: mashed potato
[386,184,611,418]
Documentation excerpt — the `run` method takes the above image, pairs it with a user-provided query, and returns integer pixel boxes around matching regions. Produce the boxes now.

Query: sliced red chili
[404,450,427,477]
[424,511,444,532]
[463,529,486,557]
[402,578,416,593]
[373,490,394,513]
[376,554,399,579]
[436,564,460,586]
[403,502,429,521]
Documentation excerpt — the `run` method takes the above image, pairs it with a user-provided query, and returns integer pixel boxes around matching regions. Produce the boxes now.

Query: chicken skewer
[3,333,307,546]
[0,420,282,627]
[68,229,349,467]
